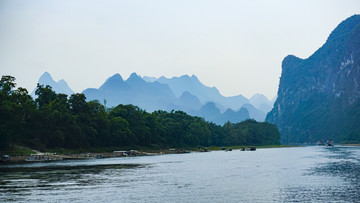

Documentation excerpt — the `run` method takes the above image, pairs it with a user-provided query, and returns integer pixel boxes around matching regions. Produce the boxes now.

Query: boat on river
[242,147,256,151]
[317,140,325,145]
[0,155,10,162]
[326,139,334,147]
[25,153,63,161]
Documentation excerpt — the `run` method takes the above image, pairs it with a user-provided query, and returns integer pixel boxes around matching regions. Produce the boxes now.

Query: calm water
[1,146,360,202]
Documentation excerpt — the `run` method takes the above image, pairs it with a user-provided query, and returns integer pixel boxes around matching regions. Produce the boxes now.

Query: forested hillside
[0,76,280,151]
[266,15,360,144]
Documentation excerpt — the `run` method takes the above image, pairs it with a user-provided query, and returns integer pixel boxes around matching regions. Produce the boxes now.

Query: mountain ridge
[31,72,75,97]
[266,14,360,144]
[31,72,274,125]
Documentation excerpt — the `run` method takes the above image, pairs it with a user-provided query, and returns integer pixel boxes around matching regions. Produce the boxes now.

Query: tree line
[0,75,280,151]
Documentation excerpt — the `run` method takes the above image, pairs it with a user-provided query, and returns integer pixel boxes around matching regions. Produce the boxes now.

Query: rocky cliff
[266,15,360,144]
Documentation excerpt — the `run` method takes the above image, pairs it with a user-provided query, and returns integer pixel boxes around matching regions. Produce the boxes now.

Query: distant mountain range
[30,72,74,97]
[154,75,249,112]
[32,72,274,125]
[82,73,176,112]
[266,15,360,144]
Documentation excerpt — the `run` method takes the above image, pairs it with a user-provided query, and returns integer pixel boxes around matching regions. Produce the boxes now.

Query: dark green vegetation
[0,76,280,151]
[266,15,360,144]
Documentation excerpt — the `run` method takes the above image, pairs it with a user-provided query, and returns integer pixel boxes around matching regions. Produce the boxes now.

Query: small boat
[113,151,128,157]
[0,155,10,162]
[25,153,63,161]
[244,147,256,151]
[198,147,209,152]
[317,140,325,145]
[326,139,334,147]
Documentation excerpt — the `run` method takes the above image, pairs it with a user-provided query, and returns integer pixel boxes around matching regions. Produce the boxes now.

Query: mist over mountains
[33,72,274,125]
[25,14,360,144]
[82,73,176,112]
[154,75,249,111]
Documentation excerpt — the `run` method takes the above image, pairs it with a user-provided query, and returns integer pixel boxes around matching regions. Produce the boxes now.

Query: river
[1,146,360,202]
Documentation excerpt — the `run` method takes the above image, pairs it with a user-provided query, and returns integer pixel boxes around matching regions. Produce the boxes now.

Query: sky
[0,0,359,99]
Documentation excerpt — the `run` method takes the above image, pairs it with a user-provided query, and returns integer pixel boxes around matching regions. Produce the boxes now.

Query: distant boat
[326,139,334,147]
[25,153,62,161]
[198,147,209,152]
[0,155,10,162]
[317,140,325,145]
[244,147,256,151]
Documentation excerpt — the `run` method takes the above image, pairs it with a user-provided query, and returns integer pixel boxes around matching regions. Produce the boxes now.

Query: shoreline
[1,145,296,164]
[341,144,360,146]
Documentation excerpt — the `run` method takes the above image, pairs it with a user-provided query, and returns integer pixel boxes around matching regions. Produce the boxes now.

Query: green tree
[0,76,17,149]
[35,84,57,108]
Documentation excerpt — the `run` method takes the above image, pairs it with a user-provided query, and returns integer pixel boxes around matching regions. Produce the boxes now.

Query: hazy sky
[0,0,359,99]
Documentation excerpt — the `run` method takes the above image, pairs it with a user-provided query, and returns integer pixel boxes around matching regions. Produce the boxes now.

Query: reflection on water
[1,146,359,202]
[0,162,144,202]
[307,147,360,202]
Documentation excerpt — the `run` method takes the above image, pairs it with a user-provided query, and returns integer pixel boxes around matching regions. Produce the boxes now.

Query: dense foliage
[0,76,280,151]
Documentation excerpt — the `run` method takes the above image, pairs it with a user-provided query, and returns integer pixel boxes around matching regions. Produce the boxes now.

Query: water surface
[1,146,359,202]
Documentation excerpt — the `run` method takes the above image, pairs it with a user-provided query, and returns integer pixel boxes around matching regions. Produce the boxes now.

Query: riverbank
[1,145,296,164]
[0,145,191,163]
[207,145,296,151]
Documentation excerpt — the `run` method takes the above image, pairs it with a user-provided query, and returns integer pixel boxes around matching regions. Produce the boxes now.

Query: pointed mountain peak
[159,76,168,80]
[41,71,51,77]
[180,91,193,97]
[58,79,68,86]
[128,72,141,80]
[177,74,201,83]
[126,72,146,85]
[190,74,199,80]
[100,73,127,91]
[203,102,216,108]
[107,73,123,82]
[32,72,74,97]
[39,71,54,83]
[180,74,191,79]
[190,74,202,83]
[38,72,58,90]
[178,91,201,102]
[250,93,269,101]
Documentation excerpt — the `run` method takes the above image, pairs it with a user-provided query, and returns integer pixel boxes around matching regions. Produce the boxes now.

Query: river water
[1,146,360,202]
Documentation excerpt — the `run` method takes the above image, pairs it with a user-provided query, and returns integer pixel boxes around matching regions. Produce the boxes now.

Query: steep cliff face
[266,15,360,144]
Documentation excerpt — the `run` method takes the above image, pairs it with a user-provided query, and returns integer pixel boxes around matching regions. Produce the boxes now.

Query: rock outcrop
[266,15,360,144]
